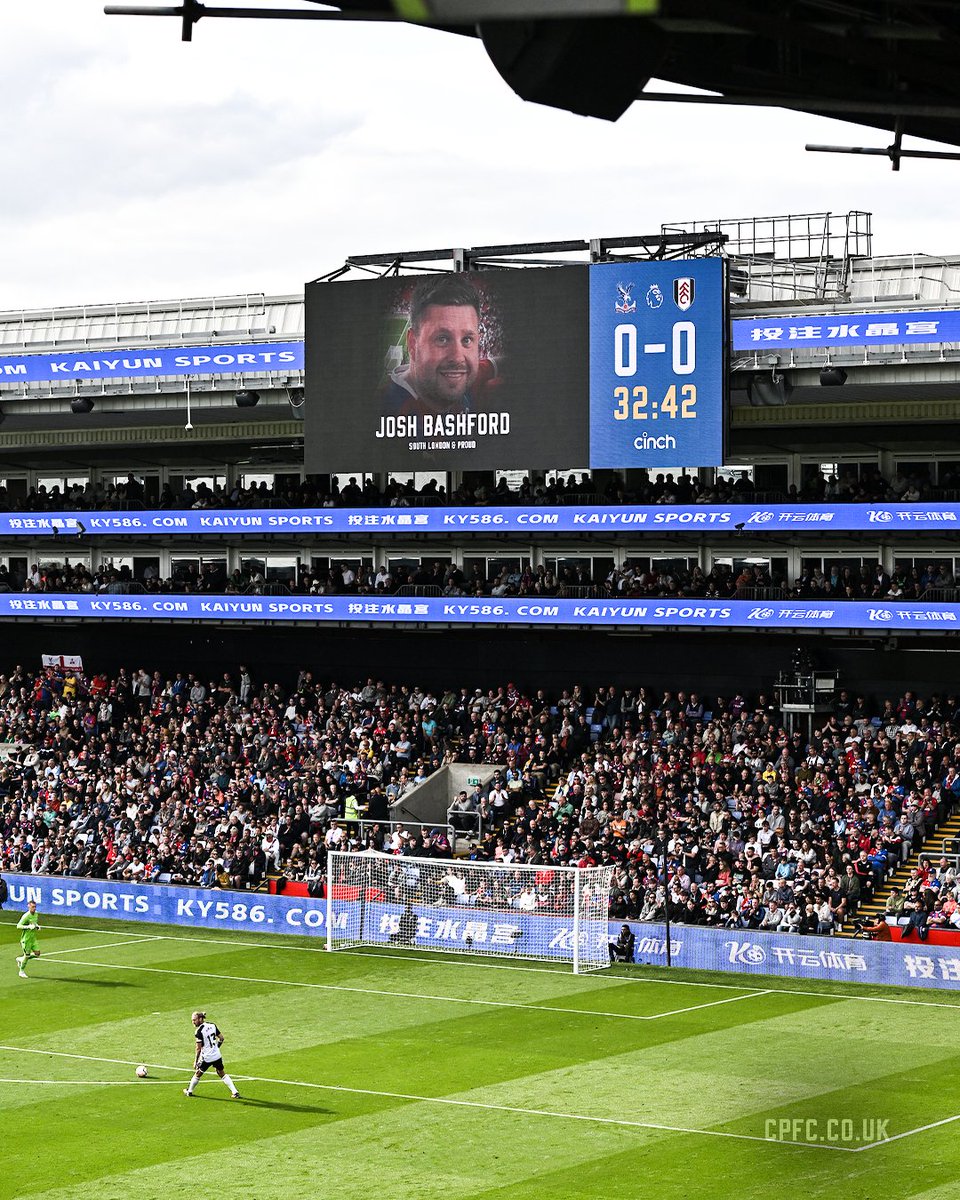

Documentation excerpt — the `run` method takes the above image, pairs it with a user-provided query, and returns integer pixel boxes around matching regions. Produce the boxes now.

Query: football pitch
[3,914,960,1200]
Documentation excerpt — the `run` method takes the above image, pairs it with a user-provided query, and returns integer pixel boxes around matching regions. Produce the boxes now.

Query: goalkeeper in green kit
[16,900,41,978]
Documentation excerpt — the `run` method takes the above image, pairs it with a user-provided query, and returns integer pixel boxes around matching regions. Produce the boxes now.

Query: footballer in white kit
[183,1011,241,1099]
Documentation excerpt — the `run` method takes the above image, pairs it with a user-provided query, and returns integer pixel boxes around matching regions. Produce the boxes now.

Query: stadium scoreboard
[304,257,726,472]
[588,258,725,469]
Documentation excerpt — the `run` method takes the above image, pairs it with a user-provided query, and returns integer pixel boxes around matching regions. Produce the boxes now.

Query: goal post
[326,850,614,973]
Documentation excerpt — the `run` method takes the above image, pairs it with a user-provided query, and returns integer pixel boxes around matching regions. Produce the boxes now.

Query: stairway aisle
[844,806,960,930]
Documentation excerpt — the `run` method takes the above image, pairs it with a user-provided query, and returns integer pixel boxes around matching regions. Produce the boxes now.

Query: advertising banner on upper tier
[2,503,959,536]
[1,593,959,631]
[732,308,960,352]
[2,305,955,385]
[0,343,303,383]
[5,874,958,990]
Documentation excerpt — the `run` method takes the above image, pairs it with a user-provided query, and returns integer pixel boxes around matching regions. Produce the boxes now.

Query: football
[136,1065,148,1078]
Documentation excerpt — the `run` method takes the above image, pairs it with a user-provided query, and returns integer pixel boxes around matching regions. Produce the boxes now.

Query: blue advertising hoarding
[620,921,960,991]
[0,342,303,383]
[588,258,725,469]
[0,310,954,385]
[4,873,330,936]
[732,308,960,353]
[1,592,959,631]
[1,502,958,536]
[4,873,958,991]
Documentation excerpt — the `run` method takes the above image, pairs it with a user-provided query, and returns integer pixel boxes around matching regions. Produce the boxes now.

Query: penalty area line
[39,936,164,956]
[852,1110,960,1153]
[6,918,960,1010]
[0,1043,848,1153]
[36,953,767,1023]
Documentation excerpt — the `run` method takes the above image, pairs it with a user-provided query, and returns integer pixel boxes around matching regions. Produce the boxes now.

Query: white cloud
[1,0,958,309]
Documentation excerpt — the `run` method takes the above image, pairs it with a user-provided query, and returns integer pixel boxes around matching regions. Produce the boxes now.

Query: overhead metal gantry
[104,1,960,164]
[311,232,727,284]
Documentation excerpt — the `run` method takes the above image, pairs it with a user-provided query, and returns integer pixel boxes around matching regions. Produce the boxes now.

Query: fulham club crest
[673,277,695,311]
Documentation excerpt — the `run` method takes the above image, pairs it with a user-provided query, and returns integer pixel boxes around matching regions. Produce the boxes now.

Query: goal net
[326,851,614,973]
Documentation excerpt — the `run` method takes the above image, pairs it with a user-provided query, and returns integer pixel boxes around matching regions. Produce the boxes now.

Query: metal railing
[102,581,147,594]
[921,587,960,603]
[733,585,788,602]
[394,584,443,597]
[356,818,455,845]
[557,584,604,599]
[241,581,293,596]
[447,807,482,841]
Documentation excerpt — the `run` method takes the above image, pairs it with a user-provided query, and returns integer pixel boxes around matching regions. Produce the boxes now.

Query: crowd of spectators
[865,856,960,942]
[1,661,958,936]
[0,463,952,514]
[7,557,956,603]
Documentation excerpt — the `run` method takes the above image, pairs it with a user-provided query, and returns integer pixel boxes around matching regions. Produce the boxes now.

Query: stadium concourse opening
[2,621,960,700]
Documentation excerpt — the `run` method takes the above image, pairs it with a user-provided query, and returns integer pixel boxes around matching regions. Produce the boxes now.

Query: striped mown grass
[3,913,960,1200]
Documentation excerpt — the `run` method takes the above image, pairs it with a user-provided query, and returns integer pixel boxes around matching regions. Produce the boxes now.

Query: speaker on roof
[478,18,664,121]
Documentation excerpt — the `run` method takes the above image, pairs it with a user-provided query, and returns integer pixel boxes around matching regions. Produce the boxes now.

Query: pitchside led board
[304,259,725,472]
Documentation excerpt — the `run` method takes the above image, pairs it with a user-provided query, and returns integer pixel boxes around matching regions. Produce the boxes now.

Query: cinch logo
[868,510,894,523]
[869,609,893,622]
[725,940,766,965]
[747,607,775,620]
[633,433,677,451]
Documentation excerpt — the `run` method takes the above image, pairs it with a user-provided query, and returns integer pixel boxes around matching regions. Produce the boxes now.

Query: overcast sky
[3,1,959,311]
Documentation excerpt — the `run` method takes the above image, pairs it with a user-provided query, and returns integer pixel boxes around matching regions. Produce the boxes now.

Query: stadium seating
[1,661,956,940]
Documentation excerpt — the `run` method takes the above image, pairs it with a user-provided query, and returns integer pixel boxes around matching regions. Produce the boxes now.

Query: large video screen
[588,258,726,468]
[304,268,590,471]
[304,258,725,472]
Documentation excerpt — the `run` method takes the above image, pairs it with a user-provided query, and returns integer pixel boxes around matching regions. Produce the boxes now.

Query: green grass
[4,914,960,1199]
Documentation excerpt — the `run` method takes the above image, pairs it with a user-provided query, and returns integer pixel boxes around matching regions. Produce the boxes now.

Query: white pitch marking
[851,1111,960,1153]
[231,1071,855,1154]
[336,950,960,1010]
[36,954,764,1023]
[40,936,162,956]
[0,1044,850,1154]
[0,921,160,941]
[0,1045,191,1072]
[6,917,960,1010]
[0,1078,182,1086]
[647,990,772,1019]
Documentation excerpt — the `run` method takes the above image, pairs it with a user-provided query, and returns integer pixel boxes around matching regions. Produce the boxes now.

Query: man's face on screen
[407,304,479,409]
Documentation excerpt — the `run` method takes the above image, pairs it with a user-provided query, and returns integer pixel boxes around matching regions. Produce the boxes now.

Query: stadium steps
[840,805,960,932]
